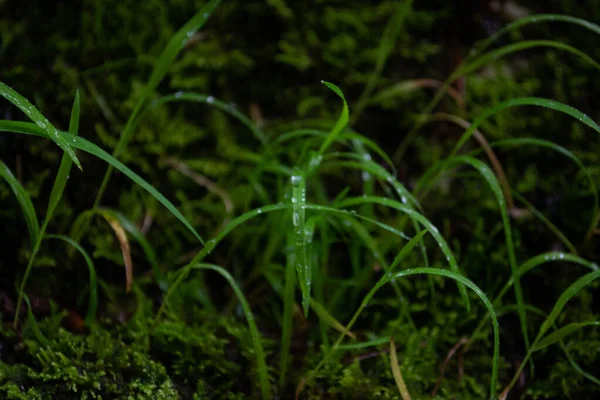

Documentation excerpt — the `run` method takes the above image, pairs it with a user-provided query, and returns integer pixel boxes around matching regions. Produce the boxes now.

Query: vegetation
[1,0,599,399]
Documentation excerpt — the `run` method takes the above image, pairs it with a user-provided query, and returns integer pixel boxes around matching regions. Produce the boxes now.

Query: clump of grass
[1,3,600,399]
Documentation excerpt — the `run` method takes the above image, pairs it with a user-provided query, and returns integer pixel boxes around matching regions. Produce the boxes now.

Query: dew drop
[206,96,215,104]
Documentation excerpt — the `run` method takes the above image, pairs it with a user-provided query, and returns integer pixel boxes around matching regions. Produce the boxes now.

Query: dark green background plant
[1,0,599,399]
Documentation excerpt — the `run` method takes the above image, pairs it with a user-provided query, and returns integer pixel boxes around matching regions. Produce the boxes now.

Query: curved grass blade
[338,336,391,350]
[457,40,600,78]
[451,98,600,157]
[99,208,167,290]
[472,14,600,57]
[0,160,39,246]
[23,294,50,346]
[1,122,205,244]
[489,137,598,242]
[0,82,81,170]
[94,0,223,207]
[100,212,133,293]
[533,321,600,351]
[46,91,80,222]
[334,196,470,310]
[446,155,528,351]
[45,234,97,325]
[507,268,600,392]
[189,263,272,400]
[152,92,266,144]
[319,81,349,155]
[389,229,428,271]
[304,267,500,400]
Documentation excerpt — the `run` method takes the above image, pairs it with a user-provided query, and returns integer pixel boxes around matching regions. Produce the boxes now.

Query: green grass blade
[389,229,429,271]
[309,298,355,339]
[291,171,310,316]
[457,40,600,78]
[189,263,272,400]
[319,81,349,155]
[45,234,97,326]
[152,92,267,144]
[447,155,528,351]
[93,0,222,207]
[334,196,470,309]
[0,82,81,170]
[337,336,391,350]
[472,14,600,57]
[534,321,600,351]
[538,269,600,337]
[24,295,51,347]
[0,160,39,246]
[2,122,204,244]
[452,98,600,157]
[279,230,297,388]
[46,91,80,222]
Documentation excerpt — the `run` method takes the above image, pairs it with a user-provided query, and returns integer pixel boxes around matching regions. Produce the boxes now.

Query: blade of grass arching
[393,34,600,163]
[472,14,600,57]
[152,92,266,144]
[1,121,205,244]
[291,170,310,316]
[415,98,600,199]
[0,160,39,246]
[533,321,600,351]
[156,203,290,323]
[512,192,577,254]
[446,155,529,351]
[45,234,97,325]
[430,113,513,209]
[318,81,349,155]
[0,81,81,169]
[23,295,50,346]
[189,263,272,400]
[93,0,222,208]
[303,267,499,400]
[456,40,600,78]
[506,268,600,393]
[98,208,166,290]
[487,137,598,245]
[467,252,597,352]
[11,125,205,244]
[352,0,414,123]
[45,91,80,222]
[390,337,412,400]
[334,197,471,310]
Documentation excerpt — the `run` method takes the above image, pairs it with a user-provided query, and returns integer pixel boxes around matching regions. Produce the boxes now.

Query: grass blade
[319,81,349,155]
[533,321,600,351]
[101,213,134,293]
[152,92,266,144]
[390,337,412,400]
[309,298,356,339]
[0,81,81,170]
[291,171,310,316]
[45,234,97,325]
[1,122,205,244]
[23,295,50,346]
[189,263,272,400]
[447,155,528,351]
[46,91,80,223]
[93,0,222,207]
[0,160,39,247]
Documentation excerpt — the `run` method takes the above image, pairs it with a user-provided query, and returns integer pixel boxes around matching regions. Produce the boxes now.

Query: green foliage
[1,0,600,399]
